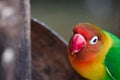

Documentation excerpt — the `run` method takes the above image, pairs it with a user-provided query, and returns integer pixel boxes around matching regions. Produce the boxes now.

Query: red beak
[71,34,86,55]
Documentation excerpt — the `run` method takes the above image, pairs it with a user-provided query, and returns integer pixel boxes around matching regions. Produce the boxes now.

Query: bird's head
[68,23,110,64]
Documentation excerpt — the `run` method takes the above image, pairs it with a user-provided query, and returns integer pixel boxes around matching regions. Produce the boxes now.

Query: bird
[68,23,120,80]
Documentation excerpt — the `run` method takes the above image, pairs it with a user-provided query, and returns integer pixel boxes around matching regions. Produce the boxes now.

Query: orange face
[68,23,106,64]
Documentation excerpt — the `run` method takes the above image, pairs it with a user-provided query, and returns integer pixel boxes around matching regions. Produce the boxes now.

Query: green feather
[106,67,116,80]
[104,31,120,80]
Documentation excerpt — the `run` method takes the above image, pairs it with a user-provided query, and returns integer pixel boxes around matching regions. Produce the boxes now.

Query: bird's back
[104,31,120,80]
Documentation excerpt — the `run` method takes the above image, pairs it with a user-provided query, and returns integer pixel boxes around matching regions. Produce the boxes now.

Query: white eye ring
[89,36,98,45]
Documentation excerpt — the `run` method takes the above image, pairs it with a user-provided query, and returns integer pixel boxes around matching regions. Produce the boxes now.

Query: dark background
[31,0,120,41]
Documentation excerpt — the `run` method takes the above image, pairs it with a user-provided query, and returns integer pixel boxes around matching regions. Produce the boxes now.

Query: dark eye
[89,36,98,45]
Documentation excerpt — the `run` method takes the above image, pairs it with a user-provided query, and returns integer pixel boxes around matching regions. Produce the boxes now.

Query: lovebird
[68,23,120,80]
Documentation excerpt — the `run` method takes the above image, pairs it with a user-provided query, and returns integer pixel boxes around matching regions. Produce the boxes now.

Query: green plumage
[104,31,120,80]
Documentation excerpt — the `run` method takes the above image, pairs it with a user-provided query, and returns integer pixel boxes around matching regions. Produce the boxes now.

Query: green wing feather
[104,32,120,80]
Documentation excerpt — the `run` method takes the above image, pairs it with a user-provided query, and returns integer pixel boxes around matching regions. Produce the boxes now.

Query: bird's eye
[89,36,98,45]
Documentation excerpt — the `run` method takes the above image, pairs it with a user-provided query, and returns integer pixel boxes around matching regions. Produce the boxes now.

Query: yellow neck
[74,62,106,80]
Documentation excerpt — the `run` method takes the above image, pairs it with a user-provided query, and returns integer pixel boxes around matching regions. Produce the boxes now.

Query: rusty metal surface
[31,18,87,80]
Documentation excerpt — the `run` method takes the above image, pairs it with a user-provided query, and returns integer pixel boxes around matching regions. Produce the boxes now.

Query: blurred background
[31,0,120,41]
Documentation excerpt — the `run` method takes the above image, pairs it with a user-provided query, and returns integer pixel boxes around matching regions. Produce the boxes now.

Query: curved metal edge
[31,18,68,46]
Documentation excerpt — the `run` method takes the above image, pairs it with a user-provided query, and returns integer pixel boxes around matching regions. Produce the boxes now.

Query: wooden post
[0,0,31,80]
